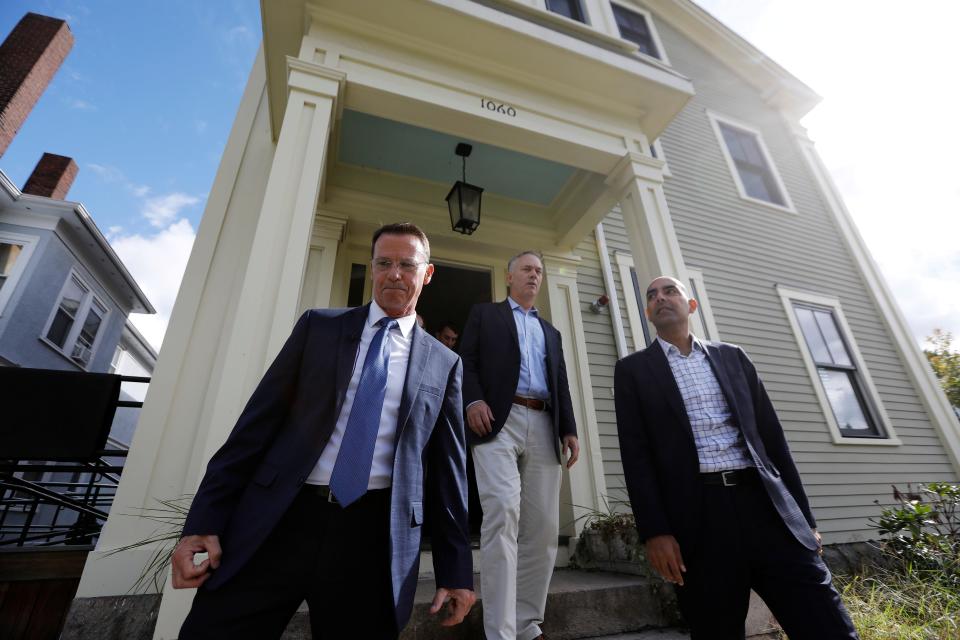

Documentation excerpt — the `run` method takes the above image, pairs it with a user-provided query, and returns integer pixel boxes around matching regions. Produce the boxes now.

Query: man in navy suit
[614,276,857,640]
[172,223,475,639]
[459,250,578,640]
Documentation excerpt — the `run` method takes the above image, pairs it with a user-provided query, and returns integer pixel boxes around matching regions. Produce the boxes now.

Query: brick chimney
[23,152,77,199]
[0,13,74,157]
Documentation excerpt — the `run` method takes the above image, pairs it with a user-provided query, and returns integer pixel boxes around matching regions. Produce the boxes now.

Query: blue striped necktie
[329,317,398,507]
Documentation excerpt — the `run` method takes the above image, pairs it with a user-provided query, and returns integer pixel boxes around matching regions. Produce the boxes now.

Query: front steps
[280,568,684,640]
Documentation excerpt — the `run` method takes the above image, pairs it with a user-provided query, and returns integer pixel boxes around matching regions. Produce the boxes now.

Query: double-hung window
[0,232,38,315]
[611,3,664,60]
[708,111,795,212]
[42,271,109,368]
[778,286,898,444]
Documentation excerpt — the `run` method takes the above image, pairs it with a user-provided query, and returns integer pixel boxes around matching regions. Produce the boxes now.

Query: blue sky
[0,1,260,236]
[2,1,958,351]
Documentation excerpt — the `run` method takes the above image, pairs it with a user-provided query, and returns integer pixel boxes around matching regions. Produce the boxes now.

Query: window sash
[719,122,786,205]
[817,366,881,437]
[793,303,881,438]
[545,0,585,23]
[612,4,659,58]
[43,272,108,368]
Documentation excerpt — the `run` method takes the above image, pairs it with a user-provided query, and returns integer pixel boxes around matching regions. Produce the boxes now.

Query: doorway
[418,261,493,538]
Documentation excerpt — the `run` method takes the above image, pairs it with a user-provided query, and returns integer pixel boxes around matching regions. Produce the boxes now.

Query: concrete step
[281,568,682,640]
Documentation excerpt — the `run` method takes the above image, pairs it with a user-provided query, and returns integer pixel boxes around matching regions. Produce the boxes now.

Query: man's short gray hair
[507,250,543,273]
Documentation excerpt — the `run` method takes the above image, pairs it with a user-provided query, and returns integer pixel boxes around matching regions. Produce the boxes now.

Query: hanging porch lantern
[445,143,483,235]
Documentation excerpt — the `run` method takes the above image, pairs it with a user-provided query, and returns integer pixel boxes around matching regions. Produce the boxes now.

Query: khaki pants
[472,404,561,640]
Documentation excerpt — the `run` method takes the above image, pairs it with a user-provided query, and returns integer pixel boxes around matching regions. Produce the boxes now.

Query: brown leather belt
[512,395,548,411]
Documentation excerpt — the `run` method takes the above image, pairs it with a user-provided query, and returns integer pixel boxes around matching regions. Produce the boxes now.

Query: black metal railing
[0,374,148,547]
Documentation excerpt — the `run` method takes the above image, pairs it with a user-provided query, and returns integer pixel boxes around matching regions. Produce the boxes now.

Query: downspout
[595,222,628,359]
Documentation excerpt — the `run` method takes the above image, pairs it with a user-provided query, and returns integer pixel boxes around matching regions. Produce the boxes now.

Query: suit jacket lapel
[396,323,430,443]
[498,299,520,350]
[334,305,368,416]
[646,340,695,443]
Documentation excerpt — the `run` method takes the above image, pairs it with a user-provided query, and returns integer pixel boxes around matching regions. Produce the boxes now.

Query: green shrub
[874,483,960,588]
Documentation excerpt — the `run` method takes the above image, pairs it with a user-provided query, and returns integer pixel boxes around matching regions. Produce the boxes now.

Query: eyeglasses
[371,258,426,273]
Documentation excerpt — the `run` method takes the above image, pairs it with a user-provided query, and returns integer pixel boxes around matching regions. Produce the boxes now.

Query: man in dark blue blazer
[459,250,578,640]
[615,276,857,640]
[172,223,475,639]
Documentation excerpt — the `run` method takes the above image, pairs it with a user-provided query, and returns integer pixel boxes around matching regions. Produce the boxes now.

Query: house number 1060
[481,98,517,117]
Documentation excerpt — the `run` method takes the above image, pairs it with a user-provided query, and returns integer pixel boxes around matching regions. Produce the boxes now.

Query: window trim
[0,231,39,317]
[706,109,796,214]
[615,252,719,351]
[777,285,899,445]
[609,0,670,64]
[39,269,110,371]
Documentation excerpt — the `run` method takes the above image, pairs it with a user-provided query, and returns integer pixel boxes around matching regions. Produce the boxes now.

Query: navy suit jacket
[459,299,577,462]
[182,305,473,629]
[614,339,819,553]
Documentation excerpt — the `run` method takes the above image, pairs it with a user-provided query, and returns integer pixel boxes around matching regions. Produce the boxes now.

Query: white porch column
[146,59,344,640]
[607,152,688,296]
[539,253,606,538]
[299,214,347,314]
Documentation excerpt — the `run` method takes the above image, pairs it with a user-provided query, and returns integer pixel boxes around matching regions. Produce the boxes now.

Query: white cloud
[111,219,197,349]
[69,98,96,110]
[142,192,200,227]
[87,163,124,182]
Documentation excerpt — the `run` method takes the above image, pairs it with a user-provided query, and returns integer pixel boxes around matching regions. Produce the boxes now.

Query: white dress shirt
[307,302,416,488]
[657,336,753,473]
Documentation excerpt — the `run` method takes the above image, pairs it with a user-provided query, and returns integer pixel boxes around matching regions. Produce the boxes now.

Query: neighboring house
[77,1,960,631]
[0,169,154,373]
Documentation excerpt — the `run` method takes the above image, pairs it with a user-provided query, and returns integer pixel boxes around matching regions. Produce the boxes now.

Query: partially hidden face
[371,233,434,318]
[436,327,458,349]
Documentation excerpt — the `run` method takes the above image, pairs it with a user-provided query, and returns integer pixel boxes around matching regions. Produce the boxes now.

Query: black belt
[302,484,390,504]
[513,395,548,411]
[700,467,758,487]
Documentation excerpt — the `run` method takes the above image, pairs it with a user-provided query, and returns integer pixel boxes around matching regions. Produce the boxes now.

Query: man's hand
[562,435,580,469]
[813,528,823,555]
[466,401,494,437]
[171,534,222,589]
[645,534,686,586]
[429,588,476,627]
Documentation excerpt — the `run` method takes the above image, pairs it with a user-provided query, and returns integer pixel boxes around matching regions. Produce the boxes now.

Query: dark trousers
[675,476,858,640]
[179,487,397,640]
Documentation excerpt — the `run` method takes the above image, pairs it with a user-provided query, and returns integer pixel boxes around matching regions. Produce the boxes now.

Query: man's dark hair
[436,320,458,334]
[371,222,431,260]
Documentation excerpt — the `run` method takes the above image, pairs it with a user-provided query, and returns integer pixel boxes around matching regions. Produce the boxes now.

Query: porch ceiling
[337,110,576,206]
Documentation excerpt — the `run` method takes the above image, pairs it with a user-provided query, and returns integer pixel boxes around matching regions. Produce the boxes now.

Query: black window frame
[792,303,884,439]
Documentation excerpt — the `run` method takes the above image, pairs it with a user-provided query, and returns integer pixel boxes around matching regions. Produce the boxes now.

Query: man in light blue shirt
[460,251,579,640]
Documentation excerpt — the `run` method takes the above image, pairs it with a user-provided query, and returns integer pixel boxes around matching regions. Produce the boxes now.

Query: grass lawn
[833,567,959,640]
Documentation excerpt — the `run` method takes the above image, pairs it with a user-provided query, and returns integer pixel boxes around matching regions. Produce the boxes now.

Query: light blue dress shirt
[509,296,550,400]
